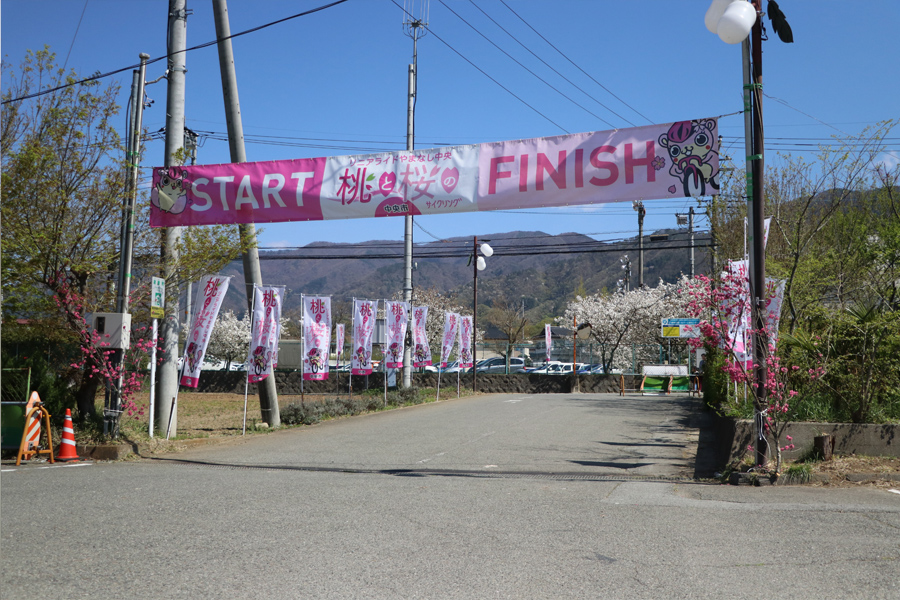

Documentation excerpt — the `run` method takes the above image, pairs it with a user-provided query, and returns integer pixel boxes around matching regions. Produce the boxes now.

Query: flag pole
[242,283,257,435]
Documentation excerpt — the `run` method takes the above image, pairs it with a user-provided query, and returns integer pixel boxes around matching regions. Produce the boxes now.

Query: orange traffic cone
[56,409,80,461]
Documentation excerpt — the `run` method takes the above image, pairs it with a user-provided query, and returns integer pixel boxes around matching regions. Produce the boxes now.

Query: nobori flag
[247,285,284,383]
[440,312,459,368]
[302,296,332,381]
[411,305,432,367]
[181,275,231,388]
[384,301,409,369]
[351,299,377,375]
[459,315,474,369]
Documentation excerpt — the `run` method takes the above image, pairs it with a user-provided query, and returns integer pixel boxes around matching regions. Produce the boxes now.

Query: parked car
[437,361,463,373]
[471,356,529,374]
[529,362,584,375]
[577,363,606,374]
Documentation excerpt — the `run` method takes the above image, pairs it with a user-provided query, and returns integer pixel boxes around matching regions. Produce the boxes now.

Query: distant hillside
[213,228,710,323]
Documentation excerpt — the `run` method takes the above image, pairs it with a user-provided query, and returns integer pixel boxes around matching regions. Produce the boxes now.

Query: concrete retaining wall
[712,416,900,465]
[192,371,632,396]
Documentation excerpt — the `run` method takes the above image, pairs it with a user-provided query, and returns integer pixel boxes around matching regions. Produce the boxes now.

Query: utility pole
[109,53,149,437]
[212,0,280,426]
[183,128,198,332]
[156,0,188,437]
[689,206,695,278]
[402,1,428,389]
[748,2,768,466]
[634,200,645,288]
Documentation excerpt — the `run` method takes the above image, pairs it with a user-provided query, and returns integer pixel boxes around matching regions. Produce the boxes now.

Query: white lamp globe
[705,0,735,34]
[476,256,487,271]
[717,0,756,44]
[479,242,493,257]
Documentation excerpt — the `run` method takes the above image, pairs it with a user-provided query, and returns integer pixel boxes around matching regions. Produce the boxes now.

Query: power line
[464,0,635,127]
[393,0,566,132]
[251,240,712,261]
[2,0,352,105]
[498,0,654,126]
[437,0,617,129]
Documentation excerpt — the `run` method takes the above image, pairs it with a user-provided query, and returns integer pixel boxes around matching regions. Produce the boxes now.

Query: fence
[1,368,31,403]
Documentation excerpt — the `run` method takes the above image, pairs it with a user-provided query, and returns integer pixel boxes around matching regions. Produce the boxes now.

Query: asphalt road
[3,392,899,599]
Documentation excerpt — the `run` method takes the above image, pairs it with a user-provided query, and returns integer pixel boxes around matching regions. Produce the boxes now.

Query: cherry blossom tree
[560,277,694,373]
[202,310,251,370]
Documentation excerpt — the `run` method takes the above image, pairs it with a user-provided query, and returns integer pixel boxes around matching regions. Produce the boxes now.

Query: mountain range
[216,228,712,323]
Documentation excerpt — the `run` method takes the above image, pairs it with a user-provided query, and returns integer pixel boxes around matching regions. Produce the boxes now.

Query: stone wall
[712,416,900,465]
[192,371,633,396]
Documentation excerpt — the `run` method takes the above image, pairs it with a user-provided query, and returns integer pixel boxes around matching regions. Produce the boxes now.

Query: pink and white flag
[545,323,552,363]
[384,301,409,368]
[247,285,284,383]
[411,306,432,367]
[721,259,751,365]
[180,275,231,388]
[335,323,345,359]
[352,299,377,375]
[459,315,474,368]
[440,312,459,368]
[302,296,331,381]
[765,278,786,347]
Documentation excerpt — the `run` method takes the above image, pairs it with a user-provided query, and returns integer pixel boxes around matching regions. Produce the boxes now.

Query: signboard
[151,276,165,319]
[661,318,701,338]
[150,118,720,228]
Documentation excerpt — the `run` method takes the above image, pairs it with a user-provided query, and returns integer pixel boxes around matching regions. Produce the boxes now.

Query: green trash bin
[1,402,28,450]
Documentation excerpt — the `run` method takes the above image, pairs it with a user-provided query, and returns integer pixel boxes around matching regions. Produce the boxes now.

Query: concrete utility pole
[212,0,280,426]
[156,0,188,437]
[634,200,645,288]
[689,206,695,278]
[109,53,150,437]
[401,2,427,389]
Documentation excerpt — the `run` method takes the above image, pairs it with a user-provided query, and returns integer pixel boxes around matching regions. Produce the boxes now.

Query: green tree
[2,49,245,420]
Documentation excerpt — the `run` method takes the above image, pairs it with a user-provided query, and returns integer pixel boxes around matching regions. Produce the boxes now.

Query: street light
[471,237,492,392]
[704,0,793,467]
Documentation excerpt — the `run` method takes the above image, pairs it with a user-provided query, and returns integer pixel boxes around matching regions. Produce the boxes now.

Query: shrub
[281,402,322,425]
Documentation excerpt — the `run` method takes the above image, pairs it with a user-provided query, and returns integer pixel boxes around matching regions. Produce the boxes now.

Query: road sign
[661,318,701,338]
[151,277,165,319]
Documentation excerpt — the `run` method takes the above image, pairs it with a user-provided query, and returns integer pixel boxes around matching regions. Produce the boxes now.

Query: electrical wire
[2,0,352,105]
[437,0,616,130]
[393,0,566,132]
[498,0,654,126]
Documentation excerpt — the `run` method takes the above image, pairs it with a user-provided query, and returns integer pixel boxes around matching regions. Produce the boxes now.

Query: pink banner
[440,312,459,368]
[352,299,377,375]
[545,323,552,364]
[180,275,230,387]
[459,316,473,369]
[247,285,283,383]
[411,306,432,367]
[721,260,751,365]
[303,296,331,381]
[150,119,719,228]
[384,301,409,369]
[335,323,345,359]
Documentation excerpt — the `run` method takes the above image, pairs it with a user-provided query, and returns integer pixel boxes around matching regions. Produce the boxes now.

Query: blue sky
[3,0,898,250]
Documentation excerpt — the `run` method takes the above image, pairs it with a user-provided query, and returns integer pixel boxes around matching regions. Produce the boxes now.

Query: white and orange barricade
[16,391,55,465]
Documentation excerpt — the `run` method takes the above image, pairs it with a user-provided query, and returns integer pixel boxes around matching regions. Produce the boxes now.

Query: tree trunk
[74,360,101,421]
